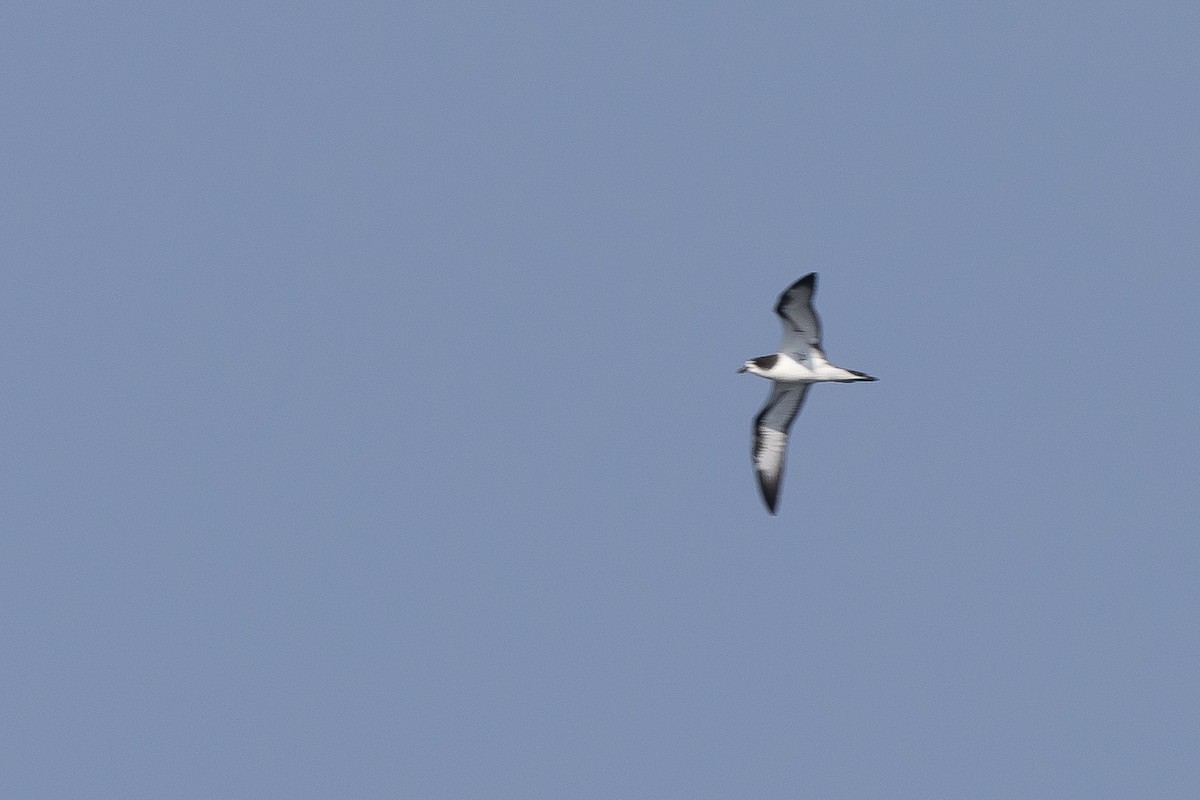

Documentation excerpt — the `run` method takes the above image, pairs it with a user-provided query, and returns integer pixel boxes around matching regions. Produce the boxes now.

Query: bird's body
[740,273,876,515]
[740,350,871,383]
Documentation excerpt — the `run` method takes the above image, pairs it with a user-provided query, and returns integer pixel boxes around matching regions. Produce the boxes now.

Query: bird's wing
[753,383,810,515]
[775,273,822,360]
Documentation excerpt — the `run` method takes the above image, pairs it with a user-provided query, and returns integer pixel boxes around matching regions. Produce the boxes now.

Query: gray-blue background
[5,2,1198,797]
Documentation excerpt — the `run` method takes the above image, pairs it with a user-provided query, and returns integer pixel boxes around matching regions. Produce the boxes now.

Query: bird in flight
[739,273,876,514]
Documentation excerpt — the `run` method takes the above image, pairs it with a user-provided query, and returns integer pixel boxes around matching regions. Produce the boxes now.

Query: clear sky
[4,2,1199,797]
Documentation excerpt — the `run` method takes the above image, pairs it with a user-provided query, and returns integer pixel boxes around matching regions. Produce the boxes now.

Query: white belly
[769,353,860,382]
[769,354,818,381]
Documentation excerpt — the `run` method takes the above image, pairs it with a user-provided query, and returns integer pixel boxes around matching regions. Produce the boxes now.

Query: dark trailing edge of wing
[752,385,809,516]
[753,399,783,515]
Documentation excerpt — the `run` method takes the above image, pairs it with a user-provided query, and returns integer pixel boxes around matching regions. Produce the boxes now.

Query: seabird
[739,273,876,515]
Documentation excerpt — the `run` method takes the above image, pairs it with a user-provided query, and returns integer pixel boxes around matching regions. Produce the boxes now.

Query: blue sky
[4,2,1199,797]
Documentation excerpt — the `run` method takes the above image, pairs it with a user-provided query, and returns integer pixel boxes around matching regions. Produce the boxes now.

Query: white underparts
[750,352,864,383]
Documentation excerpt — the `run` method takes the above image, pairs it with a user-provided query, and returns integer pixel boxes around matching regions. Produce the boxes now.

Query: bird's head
[738,354,777,376]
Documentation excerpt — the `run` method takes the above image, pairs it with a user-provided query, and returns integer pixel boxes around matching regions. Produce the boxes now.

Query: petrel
[739,273,876,515]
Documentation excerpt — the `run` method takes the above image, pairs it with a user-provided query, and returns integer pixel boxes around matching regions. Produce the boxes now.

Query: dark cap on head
[752,354,779,370]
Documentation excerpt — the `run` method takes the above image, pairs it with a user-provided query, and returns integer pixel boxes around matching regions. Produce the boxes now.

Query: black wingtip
[791,273,816,292]
[757,477,780,515]
[774,273,818,317]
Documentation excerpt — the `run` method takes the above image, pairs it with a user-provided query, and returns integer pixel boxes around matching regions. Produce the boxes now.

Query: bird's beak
[737,366,748,373]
